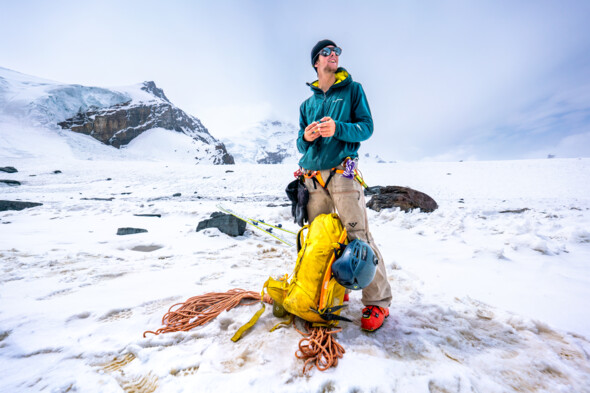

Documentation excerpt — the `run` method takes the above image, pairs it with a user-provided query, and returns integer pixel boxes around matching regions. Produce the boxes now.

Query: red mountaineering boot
[361,305,389,332]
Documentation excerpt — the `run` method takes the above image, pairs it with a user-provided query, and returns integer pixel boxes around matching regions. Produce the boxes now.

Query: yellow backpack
[231,213,349,342]
[268,213,349,324]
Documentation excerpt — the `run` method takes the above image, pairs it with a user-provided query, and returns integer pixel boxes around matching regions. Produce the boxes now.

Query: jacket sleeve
[333,83,373,143]
[297,102,313,154]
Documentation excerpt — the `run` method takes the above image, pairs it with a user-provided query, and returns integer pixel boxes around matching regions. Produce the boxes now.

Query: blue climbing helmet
[331,239,378,290]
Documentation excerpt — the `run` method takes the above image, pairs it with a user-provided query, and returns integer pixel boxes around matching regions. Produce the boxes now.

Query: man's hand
[303,121,321,142]
[318,117,335,137]
[303,117,336,142]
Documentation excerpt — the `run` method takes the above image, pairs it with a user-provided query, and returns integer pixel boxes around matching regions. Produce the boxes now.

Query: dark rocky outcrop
[117,227,148,236]
[0,200,43,212]
[196,212,246,237]
[0,180,21,186]
[0,167,17,173]
[58,82,234,165]
[366,186,438,213]
[141,81,170,102]
[257,149,290,164]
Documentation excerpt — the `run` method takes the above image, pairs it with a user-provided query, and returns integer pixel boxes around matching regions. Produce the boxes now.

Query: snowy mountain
[0,67,233,164]
[222,119,393,165]
[222,120,299,164]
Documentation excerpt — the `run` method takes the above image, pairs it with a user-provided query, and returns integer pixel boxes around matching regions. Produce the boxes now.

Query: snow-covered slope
[1,121,590,392]
[0,67,233,164]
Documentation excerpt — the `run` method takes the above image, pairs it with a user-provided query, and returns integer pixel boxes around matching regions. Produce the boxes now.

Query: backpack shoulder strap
[296,225,309,252]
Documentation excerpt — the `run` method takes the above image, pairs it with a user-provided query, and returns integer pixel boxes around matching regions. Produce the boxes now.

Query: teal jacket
[297,68,373,170]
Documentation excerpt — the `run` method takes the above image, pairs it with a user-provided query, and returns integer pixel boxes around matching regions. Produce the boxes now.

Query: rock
[0,200,43,212]
[0,180,21,186]
[133,214,162,218]
[172,193,181,197]
[141,81,170,102]
[0,167,17,173]
[196,212,246,237]
[366,186,438,213]
[499,208,530,214]
[117,227,148,236]
[131,245,163,252]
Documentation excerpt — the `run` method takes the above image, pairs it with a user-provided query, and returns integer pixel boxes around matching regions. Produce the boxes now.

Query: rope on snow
[143,289,271,337]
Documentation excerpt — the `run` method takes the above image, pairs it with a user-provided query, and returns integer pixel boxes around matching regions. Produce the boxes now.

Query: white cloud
[526,131,590,159]
[197,102,273,138]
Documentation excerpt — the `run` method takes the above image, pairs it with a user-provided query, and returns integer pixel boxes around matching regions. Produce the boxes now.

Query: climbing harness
[301,157,369,190]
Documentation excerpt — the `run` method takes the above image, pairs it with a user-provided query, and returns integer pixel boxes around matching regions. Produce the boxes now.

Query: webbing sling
[231,303,266,342]
[231,282,269,342]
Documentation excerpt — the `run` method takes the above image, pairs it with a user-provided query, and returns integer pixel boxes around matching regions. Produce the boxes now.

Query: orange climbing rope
[143,289,346,375]
[143,289,272,337]
[294,322,346,374]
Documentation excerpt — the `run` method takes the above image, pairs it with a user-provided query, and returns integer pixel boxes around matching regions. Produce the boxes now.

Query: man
[297,39,392,331]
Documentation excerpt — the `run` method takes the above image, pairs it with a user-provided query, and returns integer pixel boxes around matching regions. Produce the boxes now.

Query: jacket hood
[308,68,351,92]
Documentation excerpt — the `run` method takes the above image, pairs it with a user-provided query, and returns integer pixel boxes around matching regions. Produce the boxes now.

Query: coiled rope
[143,289,271,337]
[142,289,345,375]
[295,322,345,374]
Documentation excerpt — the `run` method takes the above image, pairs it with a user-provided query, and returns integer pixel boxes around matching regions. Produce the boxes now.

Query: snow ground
[1,126,590,392]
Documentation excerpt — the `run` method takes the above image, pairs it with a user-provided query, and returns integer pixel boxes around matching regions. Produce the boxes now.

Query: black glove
[295,181,309,226]
[285,179,299,218]
[285,178,309,226]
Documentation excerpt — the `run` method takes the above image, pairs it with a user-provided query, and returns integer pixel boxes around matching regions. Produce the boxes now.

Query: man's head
[311,39,341,74]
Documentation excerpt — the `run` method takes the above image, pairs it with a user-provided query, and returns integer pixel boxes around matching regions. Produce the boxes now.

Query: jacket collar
[307,68,351,93]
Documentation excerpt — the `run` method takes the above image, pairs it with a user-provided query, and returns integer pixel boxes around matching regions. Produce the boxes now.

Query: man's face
[315,45,339,74]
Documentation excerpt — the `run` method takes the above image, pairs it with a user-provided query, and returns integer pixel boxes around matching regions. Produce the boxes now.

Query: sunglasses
[319,46,342,57]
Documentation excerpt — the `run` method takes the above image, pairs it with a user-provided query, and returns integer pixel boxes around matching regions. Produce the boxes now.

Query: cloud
[526,131,590,159]
[198,102,273,138]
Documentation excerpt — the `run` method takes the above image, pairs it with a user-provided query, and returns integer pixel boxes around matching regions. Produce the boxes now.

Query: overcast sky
[2,0,590,161]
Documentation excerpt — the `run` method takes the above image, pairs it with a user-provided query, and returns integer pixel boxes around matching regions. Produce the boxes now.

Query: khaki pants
[304,167,392,308]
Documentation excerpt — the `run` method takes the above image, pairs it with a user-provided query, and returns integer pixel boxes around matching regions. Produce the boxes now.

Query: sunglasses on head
[319,46,342,57]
